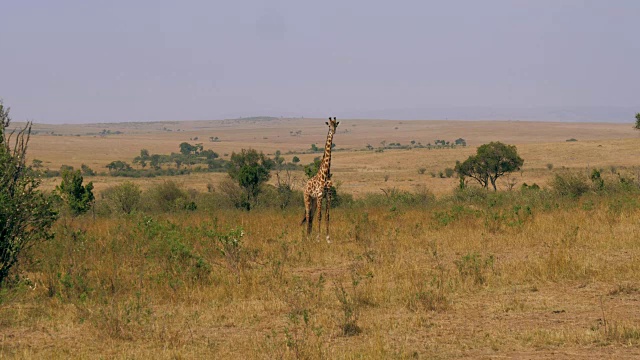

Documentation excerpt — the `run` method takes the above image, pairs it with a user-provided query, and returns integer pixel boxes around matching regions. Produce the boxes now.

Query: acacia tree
[455,141,524,191]
[634,113,640,130]
[0,100,57,284]
[227,149,274,210]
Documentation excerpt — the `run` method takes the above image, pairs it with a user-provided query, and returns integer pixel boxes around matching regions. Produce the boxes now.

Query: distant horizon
[7,105,638,126]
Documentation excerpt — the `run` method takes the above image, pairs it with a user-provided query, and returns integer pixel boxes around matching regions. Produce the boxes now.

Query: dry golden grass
[2,119,640,358]
[2,197,640,358]
[22,118,640,197]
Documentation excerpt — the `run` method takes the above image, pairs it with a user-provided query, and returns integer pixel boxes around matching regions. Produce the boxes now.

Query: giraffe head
[325,117,340,132]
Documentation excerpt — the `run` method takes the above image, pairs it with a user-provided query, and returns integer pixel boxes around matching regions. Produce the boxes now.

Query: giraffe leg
[316,195,323,237]
[303,194,313,235]
[325,187,331,242]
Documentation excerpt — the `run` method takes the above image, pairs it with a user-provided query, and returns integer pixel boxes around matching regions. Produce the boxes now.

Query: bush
[258,185,304,210]
[454,253,495,285]
[227,149,274,210]
[102,182,142,214]
[327,185,355,208]
[444,168,455,178]
[145,181,189,212]
[81,164,96,176]
[521,183,540,191]
[216,178,247,209]
[304,157,322,178]
[0,101,57,284]
[550,172,590,198]
[56,167,95,216]
[590,169,604,191]
[452,186,489,203]
[359,186,434,209]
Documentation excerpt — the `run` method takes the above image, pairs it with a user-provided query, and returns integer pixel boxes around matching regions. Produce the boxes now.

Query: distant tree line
[366,138,467,152]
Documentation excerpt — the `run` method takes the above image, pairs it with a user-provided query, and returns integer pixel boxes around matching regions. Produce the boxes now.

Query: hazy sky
[1,1,639,123]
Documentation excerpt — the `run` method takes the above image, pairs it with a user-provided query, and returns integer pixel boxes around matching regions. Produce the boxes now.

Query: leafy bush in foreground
[0,101,57,284]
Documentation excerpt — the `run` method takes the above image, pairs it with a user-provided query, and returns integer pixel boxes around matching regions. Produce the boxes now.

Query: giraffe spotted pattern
[302,117,339,241]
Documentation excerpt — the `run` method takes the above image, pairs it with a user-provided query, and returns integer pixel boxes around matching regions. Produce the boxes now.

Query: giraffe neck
[316,128,334,183]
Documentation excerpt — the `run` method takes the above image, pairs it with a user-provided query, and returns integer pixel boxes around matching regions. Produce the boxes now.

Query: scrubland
[3,176,640,359]
[2,119,640,358]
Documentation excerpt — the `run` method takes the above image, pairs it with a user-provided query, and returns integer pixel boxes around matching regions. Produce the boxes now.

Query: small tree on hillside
[227,149,274,210]
[0,100,57,284]
[106,160,131,173]
[81,164,96,176]
[634,113,640,130]
[455,141,524,191]
[150,154,161,170]
[57,167,95,215]
[179,142,194,156]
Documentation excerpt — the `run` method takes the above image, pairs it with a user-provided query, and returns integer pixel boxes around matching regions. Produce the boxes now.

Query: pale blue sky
[1,1,639,123]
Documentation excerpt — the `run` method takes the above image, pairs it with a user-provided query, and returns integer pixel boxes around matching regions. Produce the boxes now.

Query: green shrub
[550,172,590,198]
[227,149,274,210]
[56,167,95,216]
[359,186,434,209]
[590,169,604,191]
[452,186,489,203]
[521,183,540,191]
[102,182,142,214]
[256,185,304,210]
[145,181,188,212]
[454,253,495,285]
[216,178,248,210]
[81,164,96,176]
[444,168,455,178]
[0,101,57,284]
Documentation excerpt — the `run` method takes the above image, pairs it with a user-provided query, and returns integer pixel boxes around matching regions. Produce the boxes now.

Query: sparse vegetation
[4,118,640,358]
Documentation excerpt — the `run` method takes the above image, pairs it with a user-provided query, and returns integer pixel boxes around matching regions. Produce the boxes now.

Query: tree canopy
[227,149,274,210]
[455,141,524,191]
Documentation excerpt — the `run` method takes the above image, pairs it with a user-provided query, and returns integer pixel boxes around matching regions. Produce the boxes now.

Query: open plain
[21,118,640,195]
[2,118,640,359]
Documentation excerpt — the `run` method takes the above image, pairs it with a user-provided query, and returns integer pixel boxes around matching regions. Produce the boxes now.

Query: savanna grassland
[2,118,640,359]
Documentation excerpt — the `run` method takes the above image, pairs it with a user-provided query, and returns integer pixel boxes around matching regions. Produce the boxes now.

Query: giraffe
[302,117,339,240]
